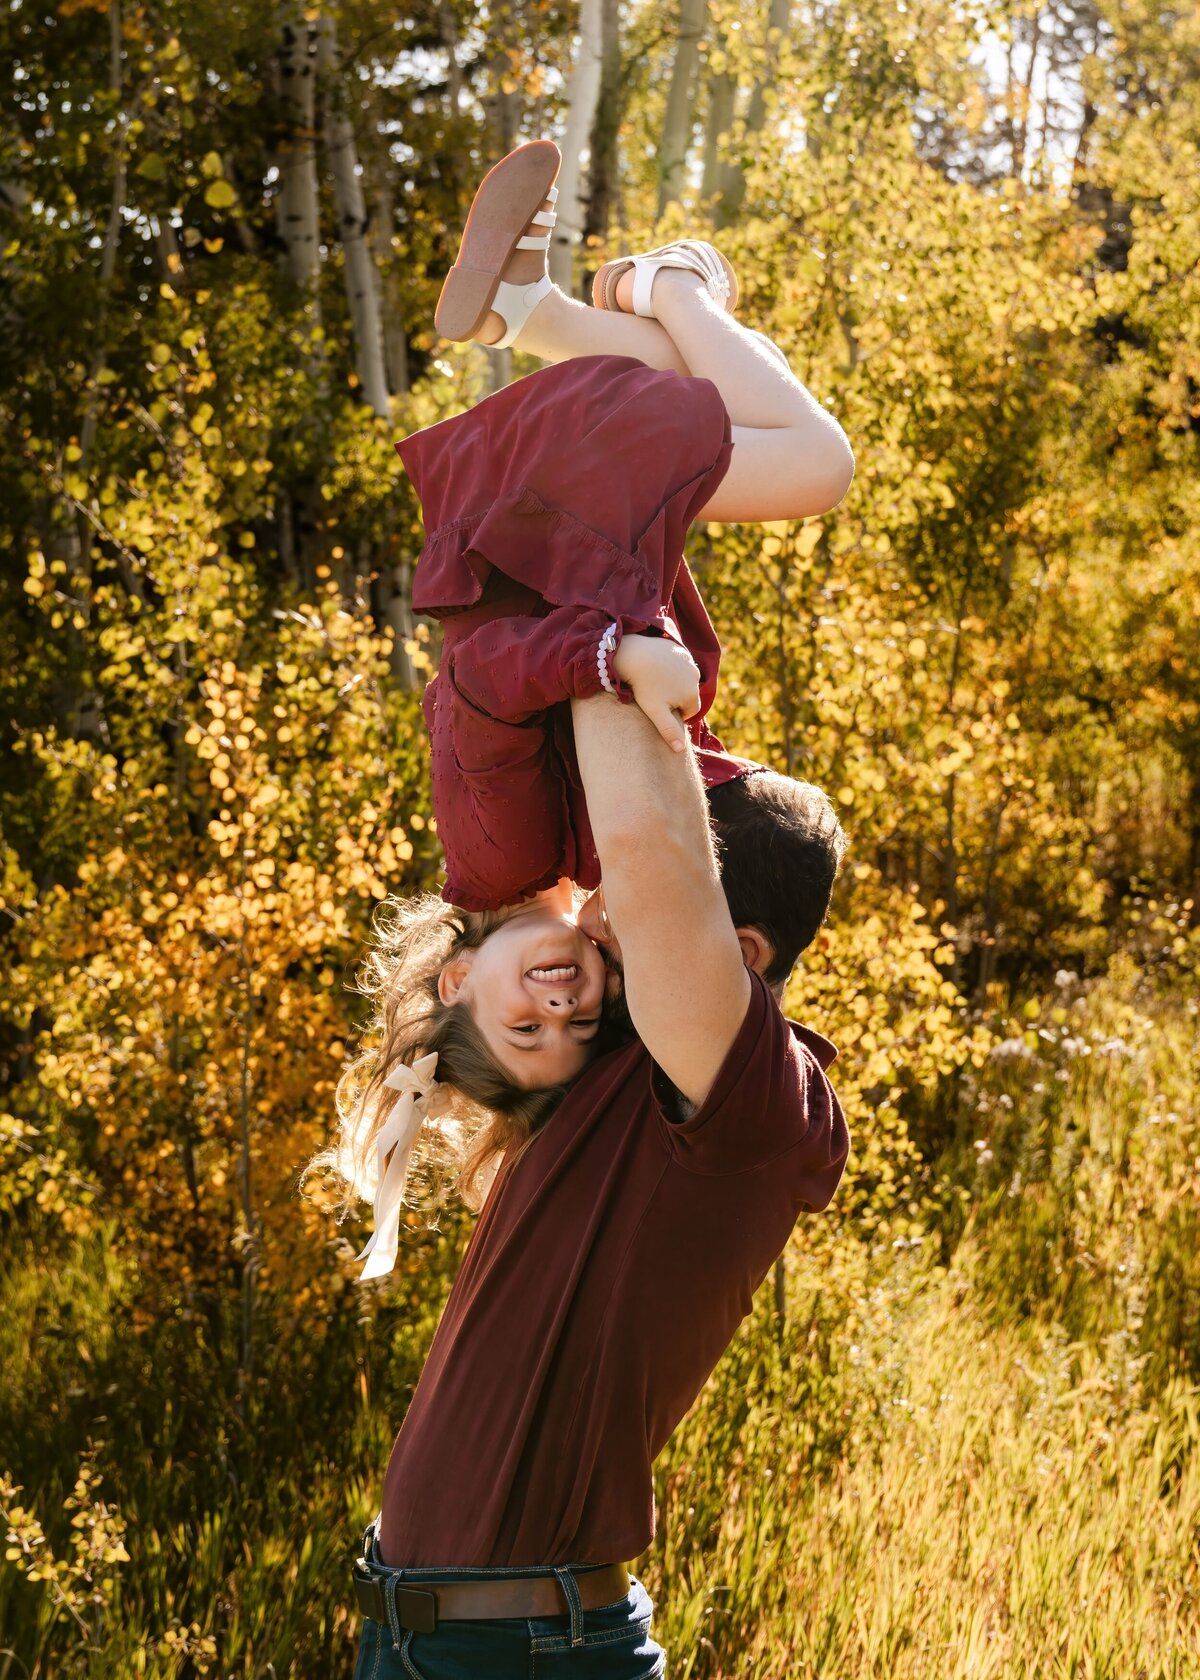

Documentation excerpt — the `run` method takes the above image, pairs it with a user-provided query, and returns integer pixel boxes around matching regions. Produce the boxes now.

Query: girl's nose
[544,991,577,1013]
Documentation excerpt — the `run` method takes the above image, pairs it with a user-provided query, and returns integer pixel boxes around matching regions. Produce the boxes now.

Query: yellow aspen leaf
[796,522,824,559]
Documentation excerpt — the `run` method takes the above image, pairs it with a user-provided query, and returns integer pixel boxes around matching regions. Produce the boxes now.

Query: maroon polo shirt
[377,971,849,1567]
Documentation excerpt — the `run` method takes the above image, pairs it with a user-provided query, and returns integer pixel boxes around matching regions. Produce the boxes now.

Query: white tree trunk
[657,0,707,216]
[703,0,792,226]
[549,0,605,294]
[701,62,738,217]
[746,0,792,137]
[317,14,390,416]
[384,560,418,689]
[274,8,321,291]
[583,0,622,247]
[371,170,410,394]
[438,2,464,116]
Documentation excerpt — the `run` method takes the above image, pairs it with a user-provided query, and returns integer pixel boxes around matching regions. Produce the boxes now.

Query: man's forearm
[570,668,750,1110]
[571,693,719,882]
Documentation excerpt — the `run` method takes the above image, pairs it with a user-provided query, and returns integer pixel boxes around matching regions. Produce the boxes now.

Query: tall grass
[654,1264,1200,1678]
[3,957,1197,1677]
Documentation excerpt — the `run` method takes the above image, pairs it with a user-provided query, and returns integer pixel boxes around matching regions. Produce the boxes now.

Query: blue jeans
[351,1519,667,1679]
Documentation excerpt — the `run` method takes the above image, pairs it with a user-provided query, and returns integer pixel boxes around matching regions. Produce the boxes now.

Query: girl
[326,139,853,1679]
[320,140,852,1273]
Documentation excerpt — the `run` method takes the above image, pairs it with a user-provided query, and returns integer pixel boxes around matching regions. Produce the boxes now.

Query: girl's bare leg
[508,285,693,375]
[476,199,689,373]
[474,210,852,520]
[635,270,854,521]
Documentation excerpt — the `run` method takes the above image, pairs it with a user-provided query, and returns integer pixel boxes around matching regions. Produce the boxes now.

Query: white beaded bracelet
[596,620,620,697]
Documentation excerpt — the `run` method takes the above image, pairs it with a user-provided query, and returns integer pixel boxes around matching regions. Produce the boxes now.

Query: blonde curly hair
[306,893,571,1227]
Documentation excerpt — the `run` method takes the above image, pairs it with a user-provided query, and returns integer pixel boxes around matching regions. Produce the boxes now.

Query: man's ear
[735,926,774,978]
[438,954,473,1006]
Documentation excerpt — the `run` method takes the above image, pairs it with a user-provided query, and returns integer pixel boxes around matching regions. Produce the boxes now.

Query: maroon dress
[396,354,760,911]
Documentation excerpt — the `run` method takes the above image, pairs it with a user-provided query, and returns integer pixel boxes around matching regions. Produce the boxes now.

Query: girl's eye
[573,1018,600,1030]
[512,1023,539,1035]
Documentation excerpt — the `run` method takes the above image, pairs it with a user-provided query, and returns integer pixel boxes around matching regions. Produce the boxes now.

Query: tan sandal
[434,140,561,347]
[591,239,739,318]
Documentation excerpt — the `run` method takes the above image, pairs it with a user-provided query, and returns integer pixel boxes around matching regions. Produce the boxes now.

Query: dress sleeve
[446,607,647,724]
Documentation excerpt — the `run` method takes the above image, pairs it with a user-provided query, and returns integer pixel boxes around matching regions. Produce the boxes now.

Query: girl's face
[439,890,608,1089]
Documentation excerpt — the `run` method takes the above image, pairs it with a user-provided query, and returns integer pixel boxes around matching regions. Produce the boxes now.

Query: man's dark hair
[706,772,847,987]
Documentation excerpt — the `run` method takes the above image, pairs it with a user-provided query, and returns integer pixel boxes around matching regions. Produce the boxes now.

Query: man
[351,693,849,1677]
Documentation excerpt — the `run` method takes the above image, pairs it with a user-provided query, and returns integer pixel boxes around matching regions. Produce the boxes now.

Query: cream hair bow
[355,1051,446,1281]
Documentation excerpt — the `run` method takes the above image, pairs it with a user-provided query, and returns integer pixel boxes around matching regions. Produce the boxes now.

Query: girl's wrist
[596,621,621,697]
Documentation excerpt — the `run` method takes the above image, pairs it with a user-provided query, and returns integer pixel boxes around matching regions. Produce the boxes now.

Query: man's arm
[571,692,750,1108]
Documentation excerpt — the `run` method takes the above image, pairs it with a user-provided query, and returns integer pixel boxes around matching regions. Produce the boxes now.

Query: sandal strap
[630,256,665,318]
[627,240,729,317]
[629,248,707,317]
[514,202,557,251]
[663,239,727,294]
[490,272,553,349]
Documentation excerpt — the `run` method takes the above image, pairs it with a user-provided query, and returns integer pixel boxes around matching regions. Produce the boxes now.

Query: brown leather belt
[352,1560,631,1633]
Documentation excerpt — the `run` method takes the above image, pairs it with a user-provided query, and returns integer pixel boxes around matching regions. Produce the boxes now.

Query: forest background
[1,0,1198,1674]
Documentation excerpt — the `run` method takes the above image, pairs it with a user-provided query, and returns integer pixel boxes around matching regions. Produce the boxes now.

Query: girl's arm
[449,608,703,748]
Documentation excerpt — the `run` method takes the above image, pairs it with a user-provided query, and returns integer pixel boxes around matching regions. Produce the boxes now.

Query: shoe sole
[434,141,562,343]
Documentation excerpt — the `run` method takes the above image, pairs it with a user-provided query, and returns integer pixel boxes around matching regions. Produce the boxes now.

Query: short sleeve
[448,607,643,724]
[653,972,849,1194]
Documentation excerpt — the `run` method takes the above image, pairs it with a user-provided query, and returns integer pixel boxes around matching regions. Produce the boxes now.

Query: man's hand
[611,633,702,752]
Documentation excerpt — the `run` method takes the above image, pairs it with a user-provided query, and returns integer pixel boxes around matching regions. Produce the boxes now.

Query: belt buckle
[395,1585,438,1634]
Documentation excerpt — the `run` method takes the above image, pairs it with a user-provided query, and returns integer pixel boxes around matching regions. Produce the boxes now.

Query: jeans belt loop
[552,1566,586,1646]
[384,1573,405,1650]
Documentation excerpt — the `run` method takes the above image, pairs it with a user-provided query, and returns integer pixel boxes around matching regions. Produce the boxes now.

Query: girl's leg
[510,279,852,521]
[475,196,787,383]
[637,269,855,521]
[474,195,852,519]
